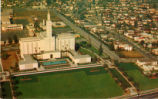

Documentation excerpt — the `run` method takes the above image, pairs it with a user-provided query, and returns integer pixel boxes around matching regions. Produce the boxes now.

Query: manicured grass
[1,82,12,98]
[109,69,131,89]
[79,47,96,57]
[52,26,72,34]
[117,63,158,91]
[16,67,123,98]
[79,41,100,56]
[89,46,100,55]
[14,19,29,26]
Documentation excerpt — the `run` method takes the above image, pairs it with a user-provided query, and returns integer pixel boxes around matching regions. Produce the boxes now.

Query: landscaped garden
[15,67,123,98]
[117,63,158,91]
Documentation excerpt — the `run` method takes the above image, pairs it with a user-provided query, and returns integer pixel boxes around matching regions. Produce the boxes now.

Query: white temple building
[19,11,56,57]
[19,10,91,70]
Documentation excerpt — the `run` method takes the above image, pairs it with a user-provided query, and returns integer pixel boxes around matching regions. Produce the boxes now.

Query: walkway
[12,64,103,76]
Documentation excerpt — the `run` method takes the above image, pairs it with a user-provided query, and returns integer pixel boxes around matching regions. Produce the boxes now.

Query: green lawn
[1,82,12,98]
[117,63,158,91]
[14,19,29,26]
[109,69,131,89]
[79,47,96,57]
[52,26,72,34]
[16,67,123,98]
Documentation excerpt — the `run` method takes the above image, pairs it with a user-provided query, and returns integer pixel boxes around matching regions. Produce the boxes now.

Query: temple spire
[47,10,50,21]
[46,9,52,37]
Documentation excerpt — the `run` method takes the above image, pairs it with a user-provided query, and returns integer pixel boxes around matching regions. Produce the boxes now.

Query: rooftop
[19,55,37,65]
[57,33,74,39]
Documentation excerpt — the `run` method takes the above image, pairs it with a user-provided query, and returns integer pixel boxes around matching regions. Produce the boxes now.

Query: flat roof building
[19,55,38,70]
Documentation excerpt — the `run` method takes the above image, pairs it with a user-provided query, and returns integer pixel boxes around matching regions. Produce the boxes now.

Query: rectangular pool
[42,60,67,66]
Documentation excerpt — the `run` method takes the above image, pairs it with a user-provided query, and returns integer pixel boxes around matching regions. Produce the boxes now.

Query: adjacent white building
[19,55,38,70]
[56,33,75,51]
[67,51,91,64]
[114,41,133,51]
[136,59,158,74]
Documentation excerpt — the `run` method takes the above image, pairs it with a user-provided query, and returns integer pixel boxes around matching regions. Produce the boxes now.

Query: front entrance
[50,54,53,58]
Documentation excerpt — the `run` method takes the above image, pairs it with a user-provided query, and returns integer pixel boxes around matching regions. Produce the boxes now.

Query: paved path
[12,64,102,76]
[115,67,135,88]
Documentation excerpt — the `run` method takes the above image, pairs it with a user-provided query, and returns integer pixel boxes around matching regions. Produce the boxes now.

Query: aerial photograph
[0,0,158,98]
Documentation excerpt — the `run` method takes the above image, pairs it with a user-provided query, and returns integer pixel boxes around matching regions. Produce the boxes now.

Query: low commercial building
[136,59,157,66]
[114,41,133,51]
[152,48,158,55]
[136,59,158,74]
[19,55,38,70]
[2,24,23,31]
[1,9,23,31]
[67,51,91,64]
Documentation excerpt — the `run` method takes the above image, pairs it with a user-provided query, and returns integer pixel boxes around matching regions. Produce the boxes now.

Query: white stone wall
[20,40,41,57]
[19,63,38,70]
[56,37,75,51]
[67,52,91,64]
[36,51,61,60]
[42,37,56,52]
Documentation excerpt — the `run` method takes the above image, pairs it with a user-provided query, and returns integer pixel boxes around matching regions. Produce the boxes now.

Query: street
[53,9,120,61]
[130,91,158,99]
[109,29,157,60]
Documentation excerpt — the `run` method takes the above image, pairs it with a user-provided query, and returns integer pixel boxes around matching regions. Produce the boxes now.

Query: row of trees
[108,68,131,90]
[117,64,140,91]
[5,35,19,45]
[76,41,103,56]
[10,76,22,97]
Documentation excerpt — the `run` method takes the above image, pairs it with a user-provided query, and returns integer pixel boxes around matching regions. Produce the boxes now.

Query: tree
[140,40,145,45]
[99,44,103,55]
[14,63,19,72]
[89,2,92,10]
[93,0,95,5]
[92,56,97,62]
[8,37,12,44]
[80,14,85,20]
[34,20,39,28]
[13,35,19,44]
[80,41,87,47]
[12,85,18,90]
[10,18,14,24]
[2,52,9,60]
[75,43,80,51]
[14,91,22,97]
[134,21,138,28]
